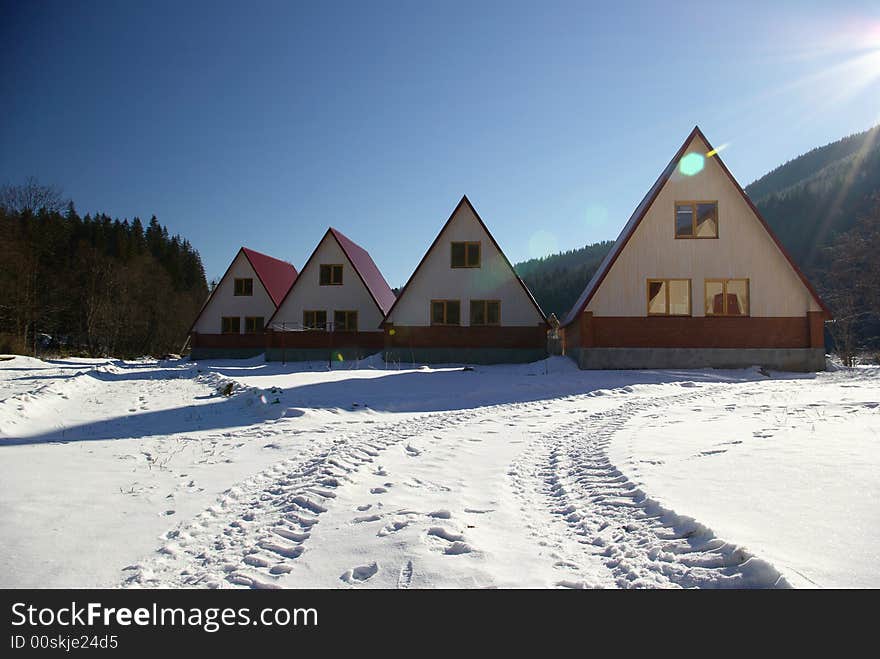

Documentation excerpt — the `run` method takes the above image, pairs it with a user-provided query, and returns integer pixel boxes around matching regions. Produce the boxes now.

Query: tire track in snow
[123,394,579,589]
[510,385,792,588]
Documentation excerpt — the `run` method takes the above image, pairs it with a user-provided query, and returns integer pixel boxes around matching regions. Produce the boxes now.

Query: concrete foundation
[383,347,547,365]
[570,347,826,372]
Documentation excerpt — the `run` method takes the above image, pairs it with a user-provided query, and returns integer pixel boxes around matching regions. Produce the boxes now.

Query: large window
[234,278,253,296]
[675,201,718,239]
[319,264,343,285]
[221,316,240,334]
[303,310,327,330]
[334,310,358,331]
[451,242,481,268]
[431,299,461,325]
[705,279,749,316]
[470,300,501,326]
[647,279,691,316]
[244,316,264,333]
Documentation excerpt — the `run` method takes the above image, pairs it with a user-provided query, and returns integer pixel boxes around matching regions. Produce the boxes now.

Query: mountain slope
[515,241,613,320]
[745,125,880,270]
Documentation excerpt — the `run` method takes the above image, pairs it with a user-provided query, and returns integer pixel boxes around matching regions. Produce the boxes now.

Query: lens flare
[678,152,705,176]
[706,143,730,158]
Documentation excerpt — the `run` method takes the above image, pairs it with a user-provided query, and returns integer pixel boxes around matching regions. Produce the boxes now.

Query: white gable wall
[386,203,544,327]
[192,252,277,333]
[587,135,822,318]
[271,234,384,331]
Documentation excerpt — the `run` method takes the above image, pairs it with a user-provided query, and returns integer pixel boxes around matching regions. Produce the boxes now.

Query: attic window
[451,242,481,268]
[705,279,749,316]
[320,264,343,285]
[675,202,718,238]
[647,279,691,316]
[234,278,253,296]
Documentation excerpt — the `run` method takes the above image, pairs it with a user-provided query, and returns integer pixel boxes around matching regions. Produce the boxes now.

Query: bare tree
[0,177,68,214]
[820,196,880,365]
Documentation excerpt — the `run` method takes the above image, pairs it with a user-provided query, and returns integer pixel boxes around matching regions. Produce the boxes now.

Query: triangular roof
[240,247,299,306]
[268,227,395,324]
[382,195,548,325]
[329,228,396,315]
[561,126,831,327]
[188,247,297,334]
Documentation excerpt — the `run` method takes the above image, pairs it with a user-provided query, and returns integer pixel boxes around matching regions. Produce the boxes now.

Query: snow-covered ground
[0,354,876,588]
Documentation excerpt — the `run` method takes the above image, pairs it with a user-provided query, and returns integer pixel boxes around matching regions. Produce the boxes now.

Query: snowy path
[124,381,786,589]
[511,387,789,588]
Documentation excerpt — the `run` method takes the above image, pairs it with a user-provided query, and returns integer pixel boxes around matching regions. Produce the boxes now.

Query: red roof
[241,247,298,306]
[328,228,396,315]
[188,247,298,335]
[561,126,831,327]
[268,228,395,324]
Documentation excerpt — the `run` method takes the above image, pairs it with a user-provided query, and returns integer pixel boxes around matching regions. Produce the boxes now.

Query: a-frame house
[189,247,297,359]
[383,195,548,364]
[561,126,830,371]
[265,228,394,361]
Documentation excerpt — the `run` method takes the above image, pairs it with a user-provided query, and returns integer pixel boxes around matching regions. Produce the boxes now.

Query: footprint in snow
[397,560,414,589]
[426,526,474,555]
[378,519,410,536]
[341,562,379,584]
[405,444,421,457]
[352,514,382,524]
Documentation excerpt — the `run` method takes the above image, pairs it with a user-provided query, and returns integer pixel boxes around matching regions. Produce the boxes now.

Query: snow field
[1,355,876,588]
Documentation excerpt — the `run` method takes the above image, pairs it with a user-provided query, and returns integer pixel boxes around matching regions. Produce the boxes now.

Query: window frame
[243,316,264,333]
[450,241,481,268]
[646,278,692,317]
[319,264,344,286]
[233,278,254,296]
[333,310,358,332]
[302,310,327,330]
[674,201,719,239]
[470,299,501,326]
[221,316,241,334]
[430,299,462,325]
[704,278,750,317]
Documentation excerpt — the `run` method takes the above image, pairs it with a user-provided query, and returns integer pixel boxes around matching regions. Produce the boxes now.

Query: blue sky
[2,1,879,286]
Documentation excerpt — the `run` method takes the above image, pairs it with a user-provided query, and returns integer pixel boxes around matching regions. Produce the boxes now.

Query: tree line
[0,179,208,358]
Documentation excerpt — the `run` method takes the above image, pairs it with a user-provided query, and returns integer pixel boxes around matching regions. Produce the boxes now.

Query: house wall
[192,252,277,334]
[585,135,822,319]
[385,203,545,327]
[271,234,384,332]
